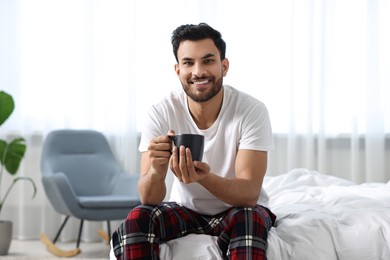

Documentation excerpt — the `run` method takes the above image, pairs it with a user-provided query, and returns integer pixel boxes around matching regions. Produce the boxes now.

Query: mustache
[188,76,212,82]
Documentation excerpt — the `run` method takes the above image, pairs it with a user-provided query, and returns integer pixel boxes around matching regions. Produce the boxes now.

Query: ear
[222,58,229,77]
[174,64,180,76]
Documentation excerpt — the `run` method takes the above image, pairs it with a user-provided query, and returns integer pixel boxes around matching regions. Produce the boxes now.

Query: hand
[170,145,210,184]
[147,130,175,175]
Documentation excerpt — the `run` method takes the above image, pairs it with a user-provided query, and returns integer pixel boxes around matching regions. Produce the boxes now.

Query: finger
[170,146,182,182]
[185,148,197,182]
[149,149,172,159]
[150,157,172,166]
[167,129,176,136]
[154,134,172,144]
[179,146,190,183]
[148,140,172,154]
[167,130,176,153]
[193,161,210,174]
[185,147,193,163]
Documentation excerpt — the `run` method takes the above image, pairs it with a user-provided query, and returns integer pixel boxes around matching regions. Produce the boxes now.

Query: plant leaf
[0,91,14,127]
[0,139,6,165]
[3,138,26,175]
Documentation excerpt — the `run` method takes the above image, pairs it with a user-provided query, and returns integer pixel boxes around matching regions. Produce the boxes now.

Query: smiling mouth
[189,78,211,86]
[193,80,209,85]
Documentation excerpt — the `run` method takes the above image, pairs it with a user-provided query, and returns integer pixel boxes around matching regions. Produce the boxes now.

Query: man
[112,23,275,260]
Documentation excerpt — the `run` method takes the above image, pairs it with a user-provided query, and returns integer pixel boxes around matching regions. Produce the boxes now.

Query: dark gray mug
[170,134,204,161]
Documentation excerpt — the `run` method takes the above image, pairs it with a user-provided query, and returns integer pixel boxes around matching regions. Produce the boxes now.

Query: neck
[188,88,224,130]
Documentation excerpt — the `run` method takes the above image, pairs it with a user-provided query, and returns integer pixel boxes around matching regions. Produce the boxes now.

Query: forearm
[138,171,166,205]
[197,173,262,207]
[138,141,172,205]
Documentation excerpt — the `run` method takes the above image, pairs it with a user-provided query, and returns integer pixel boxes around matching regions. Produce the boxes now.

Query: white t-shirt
[139,85,274,215]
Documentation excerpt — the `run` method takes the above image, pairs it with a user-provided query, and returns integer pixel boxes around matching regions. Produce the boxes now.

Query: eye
[204,59,214,64]
[182,61,194,66]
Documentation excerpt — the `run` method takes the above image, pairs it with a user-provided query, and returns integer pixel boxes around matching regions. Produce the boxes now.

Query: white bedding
[110,168,390,260]
[265,168,390,260]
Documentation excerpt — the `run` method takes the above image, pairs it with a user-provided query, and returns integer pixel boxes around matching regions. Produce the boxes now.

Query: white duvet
[111,168,390,260]
[265,168,390,260]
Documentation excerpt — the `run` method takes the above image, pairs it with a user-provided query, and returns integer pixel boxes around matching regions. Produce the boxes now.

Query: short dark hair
[171,23,226,62]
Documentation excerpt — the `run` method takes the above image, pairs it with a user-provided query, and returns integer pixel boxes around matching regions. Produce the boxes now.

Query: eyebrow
[180,53,216,62]
[202,53,216,59]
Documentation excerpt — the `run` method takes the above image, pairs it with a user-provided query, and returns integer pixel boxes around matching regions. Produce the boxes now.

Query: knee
[127,204,156,221]
[227,206,274,230]
[227,206,257,219]
[122,205,161,235]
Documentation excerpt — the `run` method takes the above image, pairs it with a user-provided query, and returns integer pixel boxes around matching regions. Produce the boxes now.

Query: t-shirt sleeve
[239,102,274,151]
[138,105,170,153]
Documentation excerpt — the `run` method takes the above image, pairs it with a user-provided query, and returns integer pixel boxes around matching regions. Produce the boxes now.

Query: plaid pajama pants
[112,202,276,260]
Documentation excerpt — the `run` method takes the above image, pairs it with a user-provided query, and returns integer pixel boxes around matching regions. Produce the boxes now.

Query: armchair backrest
[41,129,123,196]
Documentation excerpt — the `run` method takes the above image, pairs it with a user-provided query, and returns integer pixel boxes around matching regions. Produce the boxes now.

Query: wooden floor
[7,239,110,259]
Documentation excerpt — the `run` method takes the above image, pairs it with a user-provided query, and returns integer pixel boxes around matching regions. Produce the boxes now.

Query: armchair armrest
[42,172,79,216]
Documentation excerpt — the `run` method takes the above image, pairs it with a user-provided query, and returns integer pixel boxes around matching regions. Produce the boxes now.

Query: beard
[181,76,223,103]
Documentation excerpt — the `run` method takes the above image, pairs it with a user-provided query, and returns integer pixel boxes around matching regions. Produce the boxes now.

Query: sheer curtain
[0,0,389,241]
[265,0,390,183]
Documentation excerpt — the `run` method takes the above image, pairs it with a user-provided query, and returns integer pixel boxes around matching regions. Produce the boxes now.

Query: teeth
[193,80,208,85]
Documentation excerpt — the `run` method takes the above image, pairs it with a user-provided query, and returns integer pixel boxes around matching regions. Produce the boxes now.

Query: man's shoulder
[152,88,184,109]
[224,85,265,108]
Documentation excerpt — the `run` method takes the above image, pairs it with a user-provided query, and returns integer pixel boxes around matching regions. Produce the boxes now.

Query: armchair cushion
[78,195,140,209]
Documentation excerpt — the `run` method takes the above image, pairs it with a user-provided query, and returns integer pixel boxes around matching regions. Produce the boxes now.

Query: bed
[110,168,390,259]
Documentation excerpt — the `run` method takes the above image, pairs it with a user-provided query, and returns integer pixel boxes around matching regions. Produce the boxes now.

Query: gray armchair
[40,129,140,256]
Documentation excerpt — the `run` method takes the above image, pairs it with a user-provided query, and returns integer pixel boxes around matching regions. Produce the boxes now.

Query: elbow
[140,195,163,206]
[233,194,258,208]
[137,180,164,206]
[138,185,165,206]
[244,198,258,207]
[242,190,261,207]
[234,200,257,208]
[229,186,260,208]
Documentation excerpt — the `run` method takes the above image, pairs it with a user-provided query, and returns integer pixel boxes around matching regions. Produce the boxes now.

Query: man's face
[175,39,229,103]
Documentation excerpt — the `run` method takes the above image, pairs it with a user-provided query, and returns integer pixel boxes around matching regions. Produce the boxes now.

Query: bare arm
[198,150,267,206]
[170,147,267,207]
[138,132,173,205]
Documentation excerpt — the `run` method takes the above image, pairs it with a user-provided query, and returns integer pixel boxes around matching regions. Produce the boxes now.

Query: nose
[192,62,206,78]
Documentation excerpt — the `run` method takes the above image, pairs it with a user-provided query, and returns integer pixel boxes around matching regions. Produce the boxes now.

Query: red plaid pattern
[112,202,276,260]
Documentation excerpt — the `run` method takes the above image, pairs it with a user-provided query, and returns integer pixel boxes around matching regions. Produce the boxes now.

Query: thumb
[167,130,176,136]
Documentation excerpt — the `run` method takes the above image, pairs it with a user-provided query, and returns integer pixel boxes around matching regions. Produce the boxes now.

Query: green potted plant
[0,90,37,255]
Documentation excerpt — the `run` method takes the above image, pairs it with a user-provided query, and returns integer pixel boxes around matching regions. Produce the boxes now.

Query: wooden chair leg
[40,216,82,257]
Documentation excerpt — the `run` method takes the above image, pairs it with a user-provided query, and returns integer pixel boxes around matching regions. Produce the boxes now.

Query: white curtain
[0,0,389,241]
